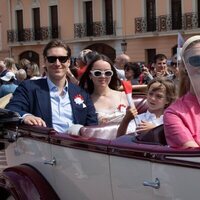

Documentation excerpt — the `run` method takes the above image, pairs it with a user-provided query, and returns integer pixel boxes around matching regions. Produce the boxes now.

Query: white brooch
[74,94,86,108]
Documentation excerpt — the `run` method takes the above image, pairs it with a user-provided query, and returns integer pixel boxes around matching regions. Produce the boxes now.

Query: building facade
[0,0,200,67]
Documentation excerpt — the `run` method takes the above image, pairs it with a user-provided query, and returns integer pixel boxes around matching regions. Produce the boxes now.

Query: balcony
[74,21,116,38]
[7,26,60,44]
[135,12,199,33]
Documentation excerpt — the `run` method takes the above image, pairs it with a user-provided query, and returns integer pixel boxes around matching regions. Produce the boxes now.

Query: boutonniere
[74,94,86,108]
[118,104,126,112]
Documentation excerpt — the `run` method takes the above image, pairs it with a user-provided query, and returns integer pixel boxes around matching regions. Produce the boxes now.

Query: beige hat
[181,35,200,58]
[0,71,16,82]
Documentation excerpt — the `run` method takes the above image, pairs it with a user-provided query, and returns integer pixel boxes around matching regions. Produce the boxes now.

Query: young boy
[117,77,176,137]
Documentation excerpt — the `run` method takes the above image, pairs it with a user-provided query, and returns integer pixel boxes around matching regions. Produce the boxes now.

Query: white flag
[177,32,185,48]
[177,32,185,61]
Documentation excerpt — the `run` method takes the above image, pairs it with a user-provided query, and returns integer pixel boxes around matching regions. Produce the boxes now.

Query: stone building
[0,0,200,67]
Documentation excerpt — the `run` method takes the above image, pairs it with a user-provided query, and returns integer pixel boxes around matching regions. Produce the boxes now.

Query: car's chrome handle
[44,157,56,166]
[143,178,160,189]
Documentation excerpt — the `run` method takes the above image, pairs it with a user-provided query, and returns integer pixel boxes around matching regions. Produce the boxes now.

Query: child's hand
[136,120,156,134]
[124,107,138,122]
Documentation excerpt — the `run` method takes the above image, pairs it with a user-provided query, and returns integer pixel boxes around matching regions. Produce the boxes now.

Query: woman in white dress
[79,54,134,124]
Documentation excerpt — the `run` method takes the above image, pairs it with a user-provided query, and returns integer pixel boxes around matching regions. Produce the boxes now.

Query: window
[50,5,58,38]
[33,8,40,40]
[0,23,2,50]
[198,0,200,27]
[104,0,113,35]
[16,10,24,41]
[146,49,156,65]
[171,0,182,30]
[85,1,93,36]
[146,0,156,31]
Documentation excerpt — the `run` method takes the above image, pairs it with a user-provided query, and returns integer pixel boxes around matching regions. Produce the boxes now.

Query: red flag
[121,80,135,108]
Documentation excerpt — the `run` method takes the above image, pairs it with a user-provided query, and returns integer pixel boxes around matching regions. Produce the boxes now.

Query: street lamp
[121,39,127,54]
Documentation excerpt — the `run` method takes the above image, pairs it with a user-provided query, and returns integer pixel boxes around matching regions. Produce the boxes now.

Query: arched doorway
[19,51,39,66]
[86,43,116,62]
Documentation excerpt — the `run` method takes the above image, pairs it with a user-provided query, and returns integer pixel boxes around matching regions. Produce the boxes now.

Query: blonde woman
[164,35,200,148]
[26,62,41,80]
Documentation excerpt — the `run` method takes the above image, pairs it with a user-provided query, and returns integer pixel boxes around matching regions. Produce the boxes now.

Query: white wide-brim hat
[0,71,16,82]
[181,35,200,57]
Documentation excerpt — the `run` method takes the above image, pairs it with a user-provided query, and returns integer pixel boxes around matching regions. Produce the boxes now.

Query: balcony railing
[74,21,116,38]
[7,26,60,43]
[135,12,199,33]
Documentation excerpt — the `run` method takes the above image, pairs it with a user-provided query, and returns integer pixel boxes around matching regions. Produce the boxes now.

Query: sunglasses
[46,56,69,63]
[188,55,200,67]
[90,70,113,77]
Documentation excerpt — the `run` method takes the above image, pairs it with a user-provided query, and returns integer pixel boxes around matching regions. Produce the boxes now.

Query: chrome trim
[143,178,160,189]
[44,157,56,166]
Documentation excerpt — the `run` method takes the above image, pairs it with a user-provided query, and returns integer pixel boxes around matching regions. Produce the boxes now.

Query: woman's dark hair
[124,62,141,78]
[79,54,121,94]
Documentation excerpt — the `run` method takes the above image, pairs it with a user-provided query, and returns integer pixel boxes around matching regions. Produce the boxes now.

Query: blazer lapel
[35,80,52,127]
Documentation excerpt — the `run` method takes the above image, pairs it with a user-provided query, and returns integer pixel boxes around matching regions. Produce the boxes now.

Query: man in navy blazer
[6,39,98,132]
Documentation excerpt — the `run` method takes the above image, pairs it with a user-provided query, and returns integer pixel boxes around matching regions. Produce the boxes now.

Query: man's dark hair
[153,54,167,63]
[43,39,71,58]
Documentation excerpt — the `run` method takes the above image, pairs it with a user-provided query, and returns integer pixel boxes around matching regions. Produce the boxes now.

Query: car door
[110,134,200,200]
[110,155,154,200]
[109,134,155,200]
[4,127,56,190]
[151,152,200,200]
[50,133,113,200]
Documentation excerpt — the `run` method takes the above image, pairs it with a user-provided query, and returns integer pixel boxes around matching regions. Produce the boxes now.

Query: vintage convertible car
[0,95,200,200]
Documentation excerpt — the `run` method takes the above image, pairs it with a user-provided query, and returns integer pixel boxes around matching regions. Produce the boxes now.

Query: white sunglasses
[90,70,113,77]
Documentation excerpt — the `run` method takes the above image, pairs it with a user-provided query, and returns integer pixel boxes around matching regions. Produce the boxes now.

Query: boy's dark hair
[147,77,177,108]
[153,54,167,63]
[43,39,71,58]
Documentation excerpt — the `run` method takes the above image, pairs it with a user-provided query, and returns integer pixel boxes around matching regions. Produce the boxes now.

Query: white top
[97,108,126,124]
[127,110,163,134]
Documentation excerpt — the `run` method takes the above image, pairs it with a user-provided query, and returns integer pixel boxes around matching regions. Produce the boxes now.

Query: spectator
[6,39,98,133]
[124,62,141,85]
[26,62,41,80]
[152,54,172,79]
[4,57,18,74]
[15,69,27,83]
[0,60,8,77]
[76,49,92,79]
[164,35,200,148]
[0,71,18,98]
[18,58,31,71]
[114,53,130,80]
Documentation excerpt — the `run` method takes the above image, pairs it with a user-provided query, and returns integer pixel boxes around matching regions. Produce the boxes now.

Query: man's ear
[66,59,71,67]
